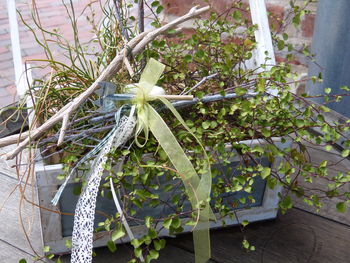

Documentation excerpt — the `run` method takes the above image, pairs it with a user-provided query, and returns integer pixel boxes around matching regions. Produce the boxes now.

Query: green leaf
[341,149,350,158]
[336,202,347,213]
[149,249,159,260]
[184,54,192,62]
[295,119,304,128]
[232,10,242,21]
[134,247,143,258]
[280,195,293,210]
[65,239,72,249]
[277,40,285,50]
[111,225,125,242]
[242,239,250,249]
[163,218,172,229]
[171,217,181,229]
[43,246,50,253]
[107,240,117,253]
[340,85,350,91]
[202,121,210,130]
[261,128,271,137]
[320,160,328,168]
[324,87,331,94]
[261,167,271,179]
[148,228,158,239]
[145,216,153,228]
[195,49,205,58]
[325,145,332,151]
[131,239,141,248]
[151,0,160,7]
[267,177,277,189]
[154,239,166,251]
[241,220,249,227]
[235,87,247,96]
[156,5,164,14]
[18,260,27,263]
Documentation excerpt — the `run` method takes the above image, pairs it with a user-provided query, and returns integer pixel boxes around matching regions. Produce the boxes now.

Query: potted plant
[2,0,350,262]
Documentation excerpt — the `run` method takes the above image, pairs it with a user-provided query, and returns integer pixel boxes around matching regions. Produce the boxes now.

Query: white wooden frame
[7,0,26,97]
[249,0,276,70]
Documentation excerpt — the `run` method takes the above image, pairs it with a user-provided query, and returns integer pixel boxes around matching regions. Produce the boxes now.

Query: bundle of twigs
[0,5,210,160]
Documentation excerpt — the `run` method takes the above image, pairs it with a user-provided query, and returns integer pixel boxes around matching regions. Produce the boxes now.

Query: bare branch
[1,5,210,160]
[57,114,69,146]
[138,0,145,33]
[113,0,130,40]
[0,131,30,148]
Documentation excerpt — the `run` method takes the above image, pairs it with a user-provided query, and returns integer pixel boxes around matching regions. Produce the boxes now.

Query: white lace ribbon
[71,106,136,263]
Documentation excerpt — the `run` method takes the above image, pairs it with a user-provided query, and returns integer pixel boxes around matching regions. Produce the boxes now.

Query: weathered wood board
[58,208,350,263]
[0,172,43,263]
[292,143,350,226]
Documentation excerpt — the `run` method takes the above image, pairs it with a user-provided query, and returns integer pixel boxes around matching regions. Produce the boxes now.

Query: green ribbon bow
[131,58,214,263]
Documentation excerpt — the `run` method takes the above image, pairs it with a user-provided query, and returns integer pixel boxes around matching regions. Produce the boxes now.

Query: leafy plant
[7,0,350,262]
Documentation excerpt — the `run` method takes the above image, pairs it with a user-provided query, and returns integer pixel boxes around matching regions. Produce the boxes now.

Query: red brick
[0,46,8,55]
[266,4,285,32]
[301,14,315,38]
[0,60,14,70]
[162,0,207,16]
[275,54,305,66]
[163,0,241,16]
[0,93,16,107]
[6,84,17,96]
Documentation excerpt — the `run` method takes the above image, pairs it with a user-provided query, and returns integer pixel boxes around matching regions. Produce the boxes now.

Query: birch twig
[0,5,210,160]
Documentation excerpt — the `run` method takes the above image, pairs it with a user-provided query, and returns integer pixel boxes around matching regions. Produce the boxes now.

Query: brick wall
[0,0,103,106]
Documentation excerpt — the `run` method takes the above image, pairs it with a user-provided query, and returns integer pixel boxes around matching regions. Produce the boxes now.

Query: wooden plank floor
[292,143,350,226]
[0,145,43,263]
[57,208,350,263]
[2,143,350,263]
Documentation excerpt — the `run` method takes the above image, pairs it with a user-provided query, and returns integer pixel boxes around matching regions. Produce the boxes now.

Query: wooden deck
[1,144,350,263]
[59,208,350,263]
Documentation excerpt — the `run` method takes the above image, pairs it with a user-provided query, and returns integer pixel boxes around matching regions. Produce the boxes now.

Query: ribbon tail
[51,107,125,206]
[70,108,136,263]
[158,97,216,221]
[147,104,211,263]
[109,178,145,262]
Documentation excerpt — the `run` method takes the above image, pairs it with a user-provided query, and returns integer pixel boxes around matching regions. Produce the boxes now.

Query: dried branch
[1,5,210,160]
[113,0,130,41]
[181,73,219,95]
[0,131,30,147]
[138,0,145,33]
[57,114,69,146]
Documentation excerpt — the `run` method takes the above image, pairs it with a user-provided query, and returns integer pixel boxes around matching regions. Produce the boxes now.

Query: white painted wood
[249,0,276,70]
[7,0,26,97]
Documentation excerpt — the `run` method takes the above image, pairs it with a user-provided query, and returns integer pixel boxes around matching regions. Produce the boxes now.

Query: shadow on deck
[1,144,350,262]
[58,208,350,263]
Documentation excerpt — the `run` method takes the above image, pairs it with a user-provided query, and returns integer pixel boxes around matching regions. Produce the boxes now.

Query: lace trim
[70,111,136,263]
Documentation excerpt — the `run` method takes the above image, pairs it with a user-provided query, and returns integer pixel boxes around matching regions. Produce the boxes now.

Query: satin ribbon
[131,58,214,263]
